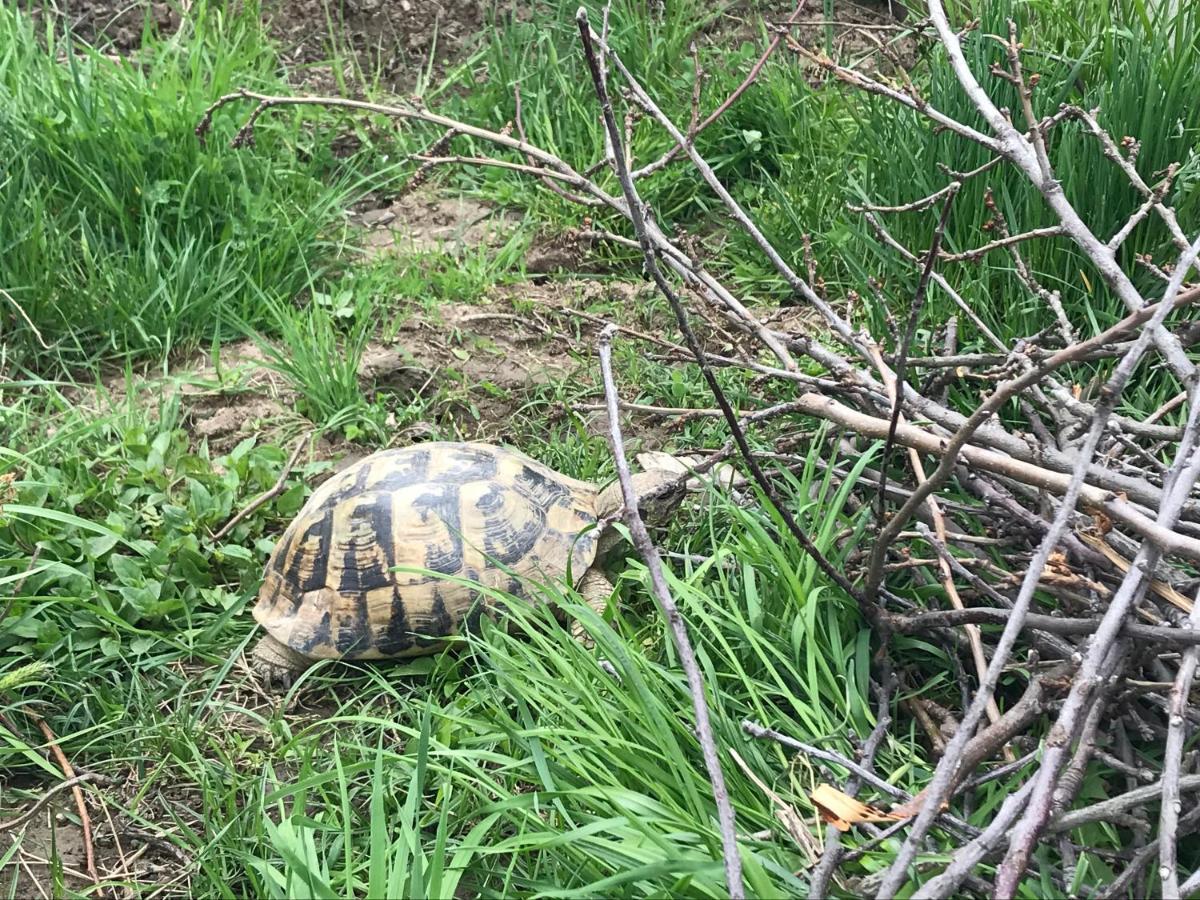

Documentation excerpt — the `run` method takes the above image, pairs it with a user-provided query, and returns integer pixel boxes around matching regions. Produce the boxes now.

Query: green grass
[0,0,413,376]
[1,388,905,897]
[3,0,1199,895]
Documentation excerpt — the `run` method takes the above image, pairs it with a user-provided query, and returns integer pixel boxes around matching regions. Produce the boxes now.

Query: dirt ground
[19,0,489,90]
[22,0,910,90]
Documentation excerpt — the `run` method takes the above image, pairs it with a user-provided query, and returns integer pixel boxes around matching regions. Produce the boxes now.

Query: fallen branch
[791,391,1200,562]
[994,233,1200,897]
[597,324,744,898]
[891,606,1200,649]
[1048,773,1200,834]
[1159,589,1200,897]
[28,714,97,884]
[576,9,869,618]
[0,773,107,834]
[808,671,896,897]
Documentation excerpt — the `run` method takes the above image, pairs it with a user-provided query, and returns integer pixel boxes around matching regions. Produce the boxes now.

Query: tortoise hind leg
[249,634,315,691]
[571,568,616,647]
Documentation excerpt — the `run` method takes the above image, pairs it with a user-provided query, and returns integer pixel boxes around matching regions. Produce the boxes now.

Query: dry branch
[596,324,744,899]
[891,606,1200,649]
[1159,590,1200,897]
[210,432,309,542]
[0,773,106,834]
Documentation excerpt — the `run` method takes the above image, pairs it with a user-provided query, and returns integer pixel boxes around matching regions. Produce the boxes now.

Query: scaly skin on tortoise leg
[572,567,616,647]
[249,634,315,691]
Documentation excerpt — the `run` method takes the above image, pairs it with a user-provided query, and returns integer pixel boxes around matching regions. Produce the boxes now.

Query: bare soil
[82,278,618,457]
[18,0,492,91]
[4,801,188,898]
[350,188,517,256]
[21,0,911,89]
[264,0,492,92]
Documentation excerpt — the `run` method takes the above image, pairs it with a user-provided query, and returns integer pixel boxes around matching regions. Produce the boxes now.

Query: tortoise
[248,441,691,687]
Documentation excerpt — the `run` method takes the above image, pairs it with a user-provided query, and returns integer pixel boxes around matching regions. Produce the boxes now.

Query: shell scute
[330,493,397,594]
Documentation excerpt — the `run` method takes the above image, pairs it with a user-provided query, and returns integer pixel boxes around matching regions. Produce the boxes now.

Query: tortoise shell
[252,442,602,660]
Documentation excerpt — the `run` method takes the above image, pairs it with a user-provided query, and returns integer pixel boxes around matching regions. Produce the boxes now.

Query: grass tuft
[0,0,374,374]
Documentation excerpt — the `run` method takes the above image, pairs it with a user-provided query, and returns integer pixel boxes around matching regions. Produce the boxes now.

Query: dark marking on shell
[368,447,432,493]
[297,609,333,654]
[376,587,415,655]
[324,459,372,511]
[482,504,544,566]
[327,498,390,656]
[414,589,454,646]
[440,446,500,484]
[335,599,370,654]
[258,570,285,616]
[474,484,505,516]
[288,512,333,593]
[514,464,573,509]
[413,486,464,575]
[336,497,394,595]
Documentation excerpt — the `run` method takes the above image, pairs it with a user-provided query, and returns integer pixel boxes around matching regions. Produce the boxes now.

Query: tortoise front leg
[249,634,315,691]
[572,567,616,647]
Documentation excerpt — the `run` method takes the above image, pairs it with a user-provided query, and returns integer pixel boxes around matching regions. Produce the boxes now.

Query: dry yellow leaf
[809,783,902,832]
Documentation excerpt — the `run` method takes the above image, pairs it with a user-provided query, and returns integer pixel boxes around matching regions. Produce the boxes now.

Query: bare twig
[1179,866,1200,898]
[576,7,869,614]
[1049,773,1200,834]
[1098,805,1200,900]
[859,209,1010,352]
[399,126,458,197]
[869,338,1006,727]
[743,721,909,802]
[28,714,97,884]
[937,224,1066,263]
[863,276,1200,601]
[875,210,1200,898]
[597,324,744,898]
[995,234,1200,896]
[793,392,1200,562]
[921,1,1194,381]
[0,773,106,834]
[876,183,959,517]
[912,778,1039,900]
[1158,587,1200,897]
[891,606,1200,649]
[1060,104,1191,253]
[808,671,896,896]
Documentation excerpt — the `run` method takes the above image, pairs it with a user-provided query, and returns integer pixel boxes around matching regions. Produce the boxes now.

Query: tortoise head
[595,451,737,525]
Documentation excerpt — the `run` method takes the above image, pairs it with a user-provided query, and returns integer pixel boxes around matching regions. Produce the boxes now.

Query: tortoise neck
[596,471,666,519]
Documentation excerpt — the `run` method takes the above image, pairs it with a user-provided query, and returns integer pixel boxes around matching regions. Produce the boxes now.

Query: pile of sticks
[198,2,1200,896]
